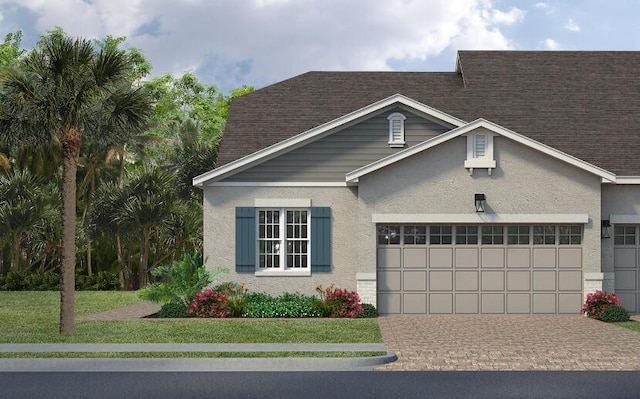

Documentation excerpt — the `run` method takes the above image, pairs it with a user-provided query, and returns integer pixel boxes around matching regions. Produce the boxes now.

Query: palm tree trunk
[138,228,151,288]
[10,232,21,272]
[60,127,81,335]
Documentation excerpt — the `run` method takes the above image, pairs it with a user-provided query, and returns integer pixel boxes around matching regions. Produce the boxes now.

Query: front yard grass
[0,291,382,344]
[614,320,640,332]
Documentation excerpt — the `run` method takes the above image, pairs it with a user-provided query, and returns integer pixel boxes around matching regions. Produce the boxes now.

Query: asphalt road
[3,371,640,399]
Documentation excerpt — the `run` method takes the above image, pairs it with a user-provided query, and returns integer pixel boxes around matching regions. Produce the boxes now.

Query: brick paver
[377,315,640,371]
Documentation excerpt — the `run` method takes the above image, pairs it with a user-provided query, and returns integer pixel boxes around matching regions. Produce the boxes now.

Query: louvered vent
[475,134,486,157]
[387,112,406,147]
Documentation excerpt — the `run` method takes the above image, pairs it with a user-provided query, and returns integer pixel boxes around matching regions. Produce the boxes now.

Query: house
[194,51,640,315]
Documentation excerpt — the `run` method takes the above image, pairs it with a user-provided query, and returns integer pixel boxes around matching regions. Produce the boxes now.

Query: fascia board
[192,94,466,187]
[346,118,617,183]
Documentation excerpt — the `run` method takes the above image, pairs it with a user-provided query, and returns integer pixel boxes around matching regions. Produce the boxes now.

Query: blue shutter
[235,207,256,273]
[311,207,331,272]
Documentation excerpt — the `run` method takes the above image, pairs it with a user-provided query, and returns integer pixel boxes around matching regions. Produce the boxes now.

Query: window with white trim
[464,131,496,174]
[257,209,309,271]
[387,112,406,147]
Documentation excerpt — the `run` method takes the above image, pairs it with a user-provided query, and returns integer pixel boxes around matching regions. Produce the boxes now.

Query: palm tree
[0,34,152,334]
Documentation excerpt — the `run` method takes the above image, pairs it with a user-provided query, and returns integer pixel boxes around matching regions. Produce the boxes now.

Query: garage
[377,224,584,314]
[614,225,640,312]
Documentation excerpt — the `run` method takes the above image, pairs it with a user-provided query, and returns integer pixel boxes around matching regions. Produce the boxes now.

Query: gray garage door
[377,224,583,314]
[614,225,640,313]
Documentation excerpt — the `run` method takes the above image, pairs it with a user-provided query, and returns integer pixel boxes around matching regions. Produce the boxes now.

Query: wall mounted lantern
[601,219,611,239]
[475,193,486,213]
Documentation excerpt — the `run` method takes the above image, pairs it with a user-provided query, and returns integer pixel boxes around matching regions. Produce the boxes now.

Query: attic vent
[464,131,496,175]
[387,112,406,148]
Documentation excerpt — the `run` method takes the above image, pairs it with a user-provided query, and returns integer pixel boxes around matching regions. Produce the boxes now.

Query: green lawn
[0,291,382,344]
[614,320,640,332]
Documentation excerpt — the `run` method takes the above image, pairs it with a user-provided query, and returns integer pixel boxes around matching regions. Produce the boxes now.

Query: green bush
[158,301,190,318]
[599,305,631,323]
[215,282,248,317]
[1,272,26,290]
[138,252,228,307]
[357,303,378,318]
[243,293,321,318]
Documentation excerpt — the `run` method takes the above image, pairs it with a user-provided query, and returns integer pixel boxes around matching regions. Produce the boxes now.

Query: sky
[0,0,639,93]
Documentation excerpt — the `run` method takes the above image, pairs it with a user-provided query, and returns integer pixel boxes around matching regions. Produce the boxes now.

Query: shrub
[215,282,249,317]
[315,284,364,318]
[582,290,621,319]
[357,303,378,318]
[1,272,26,291]
[188,288,232,318]
[138,252,228,307]
[158,301,190,318]
[598,305,630,323]
[243,293,321,318]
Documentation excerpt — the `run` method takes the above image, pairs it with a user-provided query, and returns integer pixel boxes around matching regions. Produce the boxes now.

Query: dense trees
[0,30,253,334]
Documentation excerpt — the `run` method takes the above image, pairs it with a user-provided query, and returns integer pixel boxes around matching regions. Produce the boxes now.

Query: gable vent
[387,112,407,148]
[474,134,486,157]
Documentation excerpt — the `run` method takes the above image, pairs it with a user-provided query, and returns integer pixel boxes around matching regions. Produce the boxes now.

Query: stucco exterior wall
[202,186,359,297]
[358,134,603,279]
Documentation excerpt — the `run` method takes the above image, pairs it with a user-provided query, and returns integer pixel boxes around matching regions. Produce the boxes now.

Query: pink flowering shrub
[315,284,364,318]
[581,290,621,319]
[188,288,232,318]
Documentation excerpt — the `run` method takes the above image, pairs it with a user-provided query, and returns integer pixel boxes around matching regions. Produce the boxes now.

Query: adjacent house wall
[601,184,640,292]
[357,135,602,293]
[203,186,359,297]
[225,108,450,182]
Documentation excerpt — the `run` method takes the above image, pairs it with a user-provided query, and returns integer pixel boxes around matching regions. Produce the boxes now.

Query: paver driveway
[377,315,640,370]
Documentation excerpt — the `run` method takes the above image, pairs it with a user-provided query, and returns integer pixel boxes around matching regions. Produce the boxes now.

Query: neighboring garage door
[377,224,583,314]
[614,225,640,313]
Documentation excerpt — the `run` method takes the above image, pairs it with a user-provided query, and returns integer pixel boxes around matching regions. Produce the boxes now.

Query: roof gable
[193,94,465,186]
[345,119,617,183]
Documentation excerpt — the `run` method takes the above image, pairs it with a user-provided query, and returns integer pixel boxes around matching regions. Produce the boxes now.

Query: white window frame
[464,131,496,175]
[255,208,311,276]
[387,112,407,147]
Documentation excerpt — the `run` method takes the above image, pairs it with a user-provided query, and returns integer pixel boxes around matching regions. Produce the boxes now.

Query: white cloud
[541,38,561,50]
[0,0,526,91]
[534,2,554,14]
[565,18,580,32]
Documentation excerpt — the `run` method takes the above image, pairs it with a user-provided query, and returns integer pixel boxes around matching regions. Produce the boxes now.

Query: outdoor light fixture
[601,219,611,239]
[475,193,486,213]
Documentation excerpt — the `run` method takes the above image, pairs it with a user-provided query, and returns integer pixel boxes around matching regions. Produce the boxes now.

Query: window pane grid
[481,225,504,245]
[559,225,582,245]
[614,225,636,246]
[378,225,401,245]
[286,210,308,268]
[430,225,452,245]
[533,225,556,245]
[258,210,280,268]
[455,226,478,245]
[404,225,427,245]
[507,225,529,245]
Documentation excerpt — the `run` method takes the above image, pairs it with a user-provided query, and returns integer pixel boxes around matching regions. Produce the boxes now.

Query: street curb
[0,352,398,372]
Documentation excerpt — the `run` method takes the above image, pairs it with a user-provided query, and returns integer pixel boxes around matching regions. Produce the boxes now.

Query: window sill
[255,269,311,277]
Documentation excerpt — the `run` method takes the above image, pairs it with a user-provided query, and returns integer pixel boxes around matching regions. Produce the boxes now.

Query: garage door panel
[558,271,582,291]
[533,293,556,314]
[403,293,427,314]
[481,271,504,291]
[558,248,582,269]
[429,248,453,268]
[429,293,453,314]
[481,293,505,314]
[507,293,530,314]
[558,293,582,314]
[481,248,505,268]
[455,271,478,291]
[455,293,479,314]
[533,271,556,291]
[404,248,427,268]
[614,248,636,269]
[455,248,479,268]
[429,271,453,291]
[507,271,530,291]
[377,293,401,314]
[618,292,637,313]
[378,270,401,291]
[533,248,556,268]
[615,270,636,291]
[377,248,401,269]
[507,248,530,268]
[403,270,427,291]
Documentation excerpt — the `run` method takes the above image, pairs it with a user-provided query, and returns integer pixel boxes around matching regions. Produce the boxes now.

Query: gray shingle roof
[218,51,640,176]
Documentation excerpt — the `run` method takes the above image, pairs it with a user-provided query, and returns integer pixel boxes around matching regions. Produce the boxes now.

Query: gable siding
[226,109,451,182]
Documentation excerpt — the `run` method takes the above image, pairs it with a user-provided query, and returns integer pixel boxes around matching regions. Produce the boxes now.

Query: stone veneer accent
[357,273,377,307]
